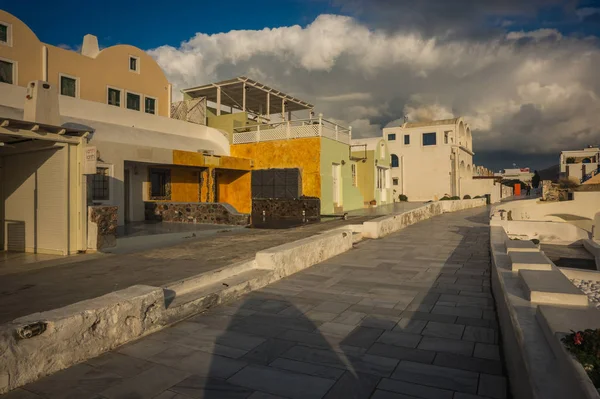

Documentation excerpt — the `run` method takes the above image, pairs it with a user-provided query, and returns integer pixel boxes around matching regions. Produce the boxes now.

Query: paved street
[3,207,507,399]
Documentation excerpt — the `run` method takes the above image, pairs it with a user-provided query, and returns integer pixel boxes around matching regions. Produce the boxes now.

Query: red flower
[575,332,584,345]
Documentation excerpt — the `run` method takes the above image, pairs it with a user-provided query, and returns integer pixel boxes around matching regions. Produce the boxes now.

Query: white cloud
[148,14,600,160]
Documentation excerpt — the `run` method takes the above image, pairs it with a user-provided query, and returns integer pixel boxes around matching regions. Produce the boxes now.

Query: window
[387,133,396,141]
[126,92,141,111]
[423,132,437,146]
[392,178,399,186]
[107,87,121,107]
[404,134,410,145]
[92,167,110,201]
[251,168,301,199]
[0,59,14,84]
[129,56,139,72]
[391,154,399,168]
[351,164,357,186]
[0,22,11,46]
[145,96,156,114]
[59,74,78,97]
[444,131,450,144]
[150,168,171,199]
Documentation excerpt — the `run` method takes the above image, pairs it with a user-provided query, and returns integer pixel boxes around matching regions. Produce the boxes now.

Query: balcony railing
[232,115,352,145]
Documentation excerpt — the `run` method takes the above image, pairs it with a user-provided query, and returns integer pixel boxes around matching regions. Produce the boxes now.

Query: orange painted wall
[231,137,322,198]
[218,170,251,213]
[173,150,251,170]
[170,167,200,202]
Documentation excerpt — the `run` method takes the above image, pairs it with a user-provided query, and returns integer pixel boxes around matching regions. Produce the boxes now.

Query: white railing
[232,114,352,145]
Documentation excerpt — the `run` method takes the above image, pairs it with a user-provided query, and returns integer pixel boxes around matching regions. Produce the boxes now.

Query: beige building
[0,10,171,116]
[0,10,250,256]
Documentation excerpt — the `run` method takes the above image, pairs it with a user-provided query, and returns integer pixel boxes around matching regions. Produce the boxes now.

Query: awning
[0,115,90,145]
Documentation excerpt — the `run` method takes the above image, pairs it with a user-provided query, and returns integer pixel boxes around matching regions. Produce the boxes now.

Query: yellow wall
[173,150,251,171]
[218,170,251,213]
[231,137,322,198]
[171,167,200,202]
[354,150,375,203]
[0,10,170,116]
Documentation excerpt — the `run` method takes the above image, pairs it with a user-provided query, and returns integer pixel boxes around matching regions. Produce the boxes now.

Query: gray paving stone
[478,373,507,399]
[322,371,381,399]
[0,389,42,399]
[247,392,288,399]
[150,345,247,379]
[86,352,155,378]
[358,297,400,309]
[367,343,436,364]
[149,391,189,399]
[332,310,368,325]
[316,322,357,336]
[371,389,417,398]
[400,311,458,324]
[269,358,345,380]
[377,331,423,348]
[462,326,496,344]
[341,327,385,348]
[455,317,492,329]
[241,338,297,365]
[281,345,398,376]
[391,361,479,394]
[394,318,428,334]
[378,378,454,399]
[422,322,465,340]
[453,393,493,399]
[312,301,353,313]
[418,337,474,356]
[305,310,339,322]
[117,338,176,360]
[362,315,401,330]
[227,365,335,399]
[168,374,253,398]
[277,303,315,317]
[433,352,503,375]
[100,364,189,399]
[349,305,405,317]
[473,343,501,360]
[431,305,482,319]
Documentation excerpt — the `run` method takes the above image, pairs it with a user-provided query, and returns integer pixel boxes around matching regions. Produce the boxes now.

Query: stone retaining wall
[145,202,249,226]
[87,206,118,251]
[252,198,320,221]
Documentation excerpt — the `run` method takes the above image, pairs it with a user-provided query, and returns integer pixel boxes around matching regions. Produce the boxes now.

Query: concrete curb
[0,199,483,394]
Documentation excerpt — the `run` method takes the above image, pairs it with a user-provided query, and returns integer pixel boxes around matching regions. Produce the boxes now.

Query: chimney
[24,81,61,126]
[81,34,99,58]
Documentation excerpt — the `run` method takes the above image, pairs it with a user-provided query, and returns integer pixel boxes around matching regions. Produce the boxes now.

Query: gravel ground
[570,279,600,308]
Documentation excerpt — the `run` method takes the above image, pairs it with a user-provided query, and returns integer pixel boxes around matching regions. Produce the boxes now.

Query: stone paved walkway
[3,207,507,399]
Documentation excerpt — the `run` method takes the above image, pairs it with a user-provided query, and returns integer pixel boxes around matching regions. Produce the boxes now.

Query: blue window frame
[387,133,396,141]
[423,132,437,146]
[391,154,399,168]
[404,134,410,145]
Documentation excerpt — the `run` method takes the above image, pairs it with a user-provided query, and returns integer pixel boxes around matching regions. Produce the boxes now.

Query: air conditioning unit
[200,150,215,156]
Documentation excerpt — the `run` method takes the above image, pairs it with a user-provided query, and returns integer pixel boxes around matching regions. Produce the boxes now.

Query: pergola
[182,76,314,121]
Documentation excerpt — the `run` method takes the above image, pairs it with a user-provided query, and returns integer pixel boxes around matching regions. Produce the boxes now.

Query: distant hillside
[538,164,560,182]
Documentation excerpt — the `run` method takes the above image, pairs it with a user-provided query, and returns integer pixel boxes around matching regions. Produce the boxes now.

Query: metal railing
[232,114,352,145]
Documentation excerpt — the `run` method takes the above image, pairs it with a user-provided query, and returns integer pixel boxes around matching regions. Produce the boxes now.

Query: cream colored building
[0,10,249,256]
[350,137,393,206]
[560,146,600,184]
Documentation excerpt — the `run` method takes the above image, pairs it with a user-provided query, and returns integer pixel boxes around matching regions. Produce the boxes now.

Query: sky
[4,0,600,171]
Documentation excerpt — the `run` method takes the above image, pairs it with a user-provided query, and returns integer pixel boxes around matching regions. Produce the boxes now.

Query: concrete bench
[504,239,539,254]
[509,251,553,272]
[520,270,589,306]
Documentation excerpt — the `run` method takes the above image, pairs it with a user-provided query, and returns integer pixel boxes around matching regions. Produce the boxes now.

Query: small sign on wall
[84,146,97,174]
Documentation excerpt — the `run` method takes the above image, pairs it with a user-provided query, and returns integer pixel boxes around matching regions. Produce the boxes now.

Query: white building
[383,118,475,201]
[498,168,534,184]
[560,146,600,183]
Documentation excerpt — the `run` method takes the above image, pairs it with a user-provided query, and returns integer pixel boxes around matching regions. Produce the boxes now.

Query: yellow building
[0,10,251,255]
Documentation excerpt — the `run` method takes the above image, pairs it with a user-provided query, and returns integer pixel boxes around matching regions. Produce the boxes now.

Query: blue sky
[2,0,342,49]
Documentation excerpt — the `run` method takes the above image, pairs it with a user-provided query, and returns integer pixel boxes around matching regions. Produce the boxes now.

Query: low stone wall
[252,198,320,221]
[87,206,118,251]
[491,219,590,245]
[145,202,249,226]
[363,198,486,239]
[0,286,164,394]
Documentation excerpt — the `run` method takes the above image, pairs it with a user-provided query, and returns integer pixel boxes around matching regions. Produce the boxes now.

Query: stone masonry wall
[542,180,561,202]
[145,202,249,226]
[88,206,118,250]
[252,198,321,221]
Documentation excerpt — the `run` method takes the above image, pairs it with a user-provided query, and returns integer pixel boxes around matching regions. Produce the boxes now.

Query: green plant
[450,196,460,200]
[440,196,451,201]
[474,195,483,199]
[463,195,471,199]
[562,329,600,388]
[399,194,408,202]
[566,157,576,164]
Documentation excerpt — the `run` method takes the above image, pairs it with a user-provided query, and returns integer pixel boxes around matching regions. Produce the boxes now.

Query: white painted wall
[491,192,600,222]
[384,119,474,201]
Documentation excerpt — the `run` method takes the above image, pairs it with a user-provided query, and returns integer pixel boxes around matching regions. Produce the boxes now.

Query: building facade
[350,138,393,205]
[383,118,474,201]
[560,146,600,184]
[0,10,251,255]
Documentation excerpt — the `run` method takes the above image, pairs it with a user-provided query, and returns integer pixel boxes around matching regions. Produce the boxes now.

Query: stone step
[509,251,553,272]
[504,239,539,254]
[164,268,275,323]
[520,270,589,306]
